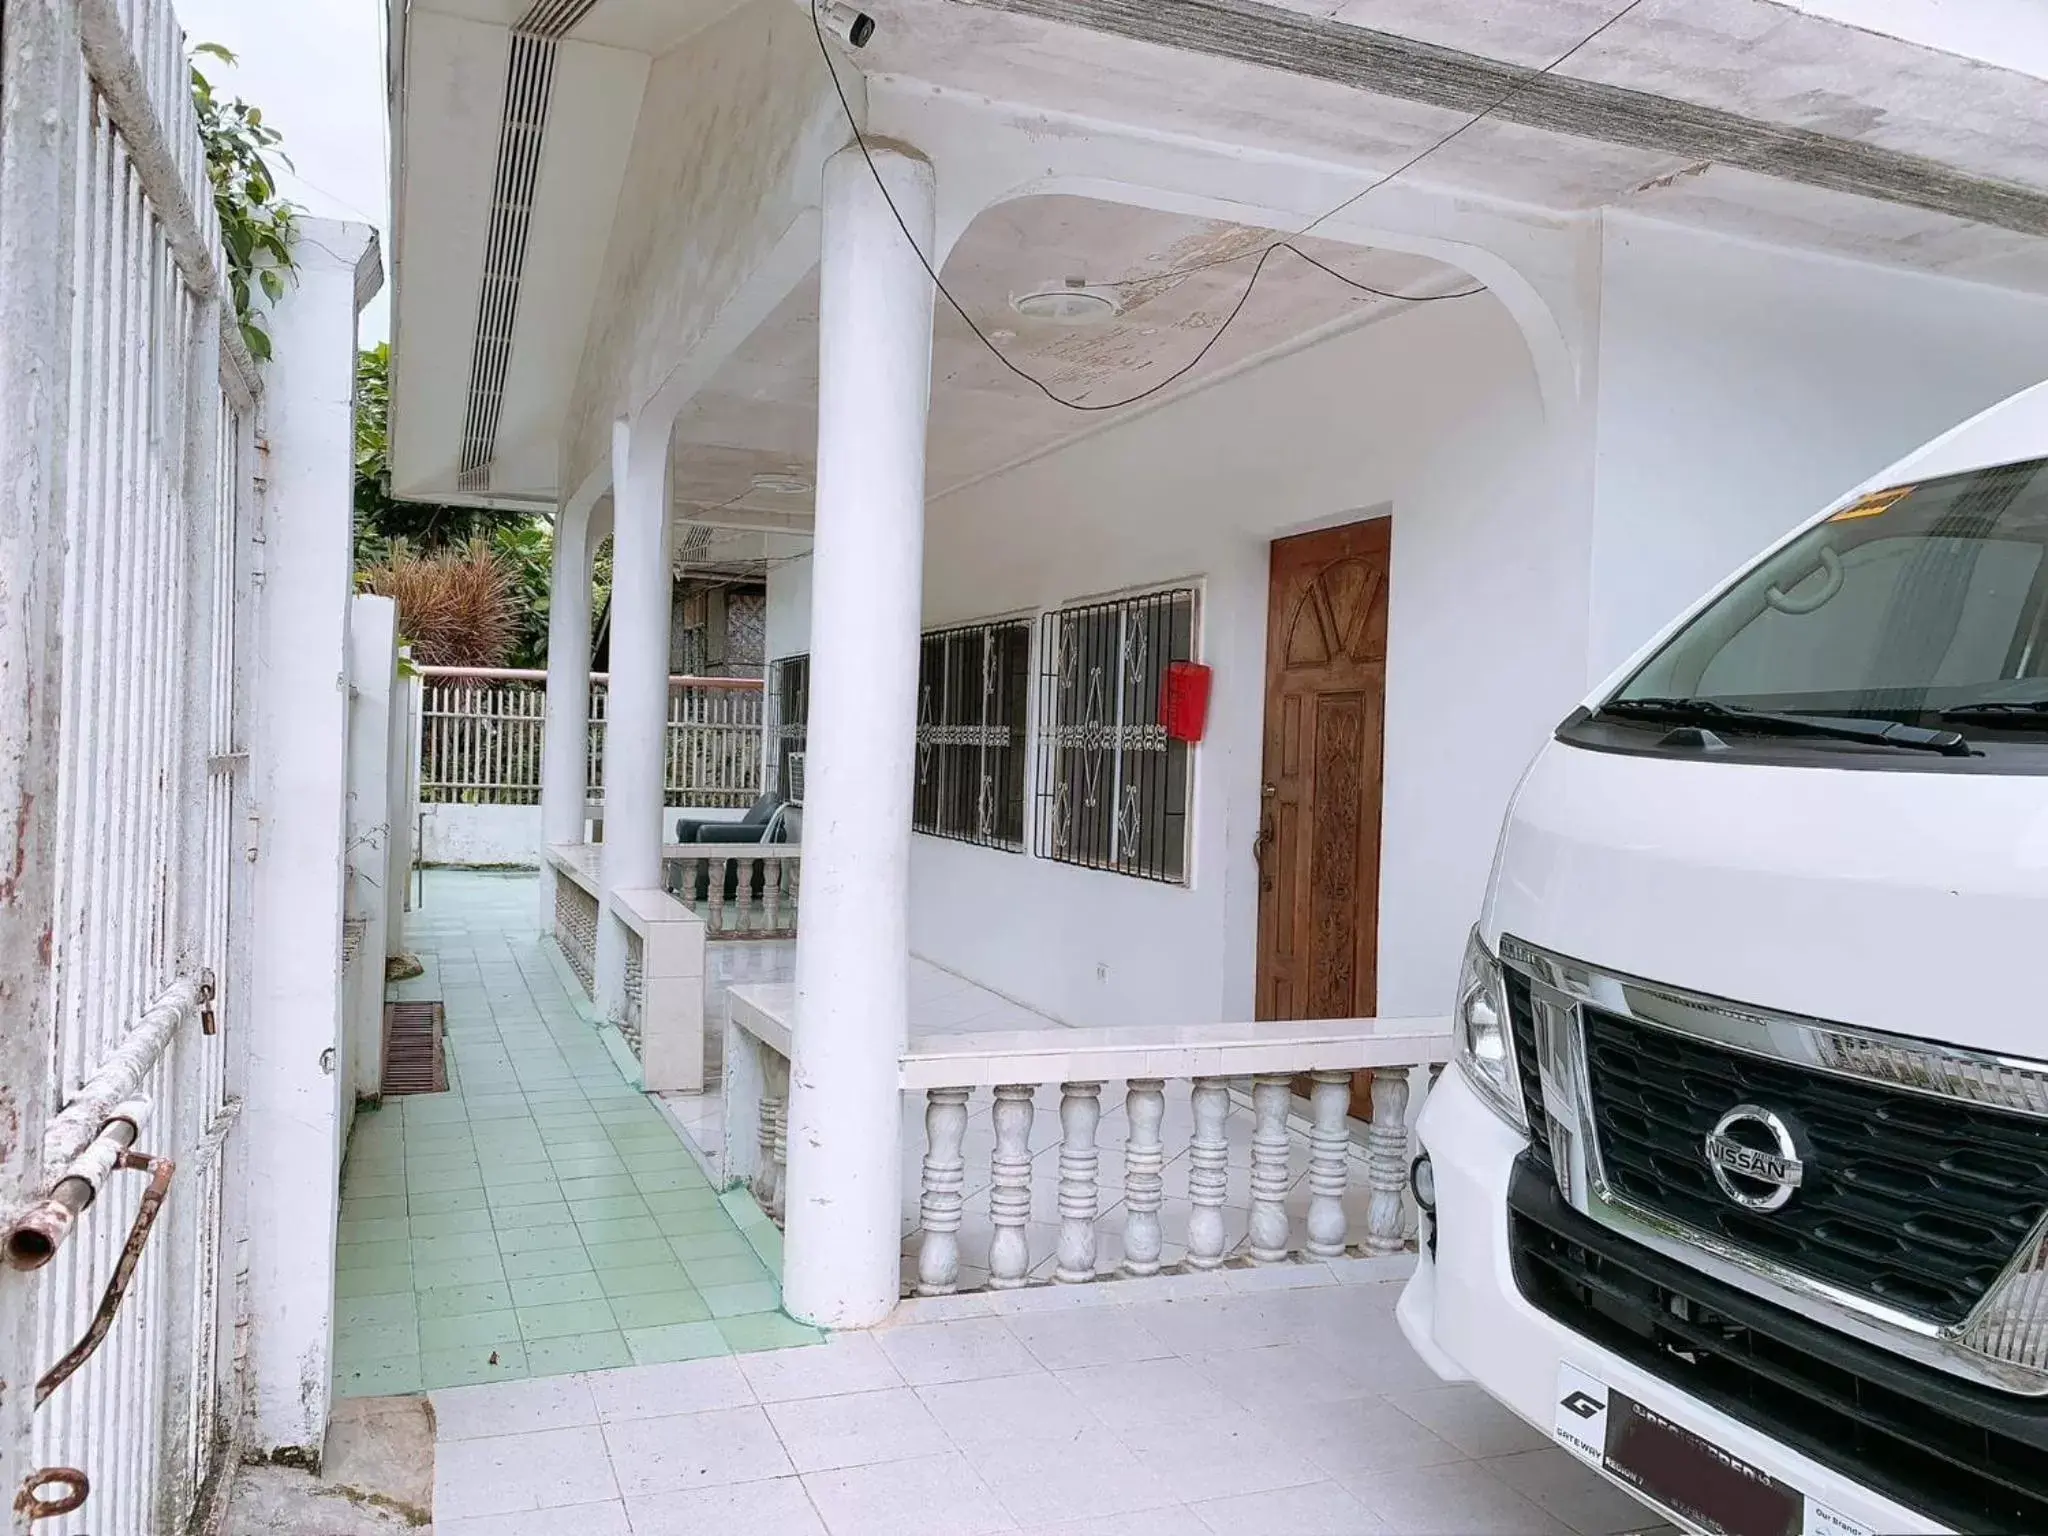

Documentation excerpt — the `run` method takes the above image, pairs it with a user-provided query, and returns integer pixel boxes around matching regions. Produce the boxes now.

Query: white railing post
[1055,1082,1103,1283]
[1248,1074,1293,1262]
[1121,1080,1166,1277]
[1307,1070,1354,1258]
[916,1087,970,1296]
[1186,1078,1232,1269]
[1364,1068,1412,1254]
[988,1084,1036,1288]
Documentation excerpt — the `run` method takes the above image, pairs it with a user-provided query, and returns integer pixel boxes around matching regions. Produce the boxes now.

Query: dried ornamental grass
[358,539,516,667]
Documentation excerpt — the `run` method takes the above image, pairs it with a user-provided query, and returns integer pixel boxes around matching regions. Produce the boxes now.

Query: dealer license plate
[1553,1364,1873,1536]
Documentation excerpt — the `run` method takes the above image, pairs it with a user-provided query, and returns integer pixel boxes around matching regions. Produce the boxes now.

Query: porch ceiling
[387,0,2048,511]
[668,193,1470,524]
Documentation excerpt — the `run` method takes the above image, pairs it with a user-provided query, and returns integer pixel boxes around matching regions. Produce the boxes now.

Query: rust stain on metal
[0,786,33,903]
[16,1467,89,1522]
[35,1148,175,1406]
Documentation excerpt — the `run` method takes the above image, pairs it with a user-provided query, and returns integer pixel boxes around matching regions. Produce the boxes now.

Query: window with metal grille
[915,620,1031,849]
[771,653,808,795]
[1034,587,1197,883]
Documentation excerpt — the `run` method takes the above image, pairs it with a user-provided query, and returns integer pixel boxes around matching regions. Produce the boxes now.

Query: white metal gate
[0,1,256,1532]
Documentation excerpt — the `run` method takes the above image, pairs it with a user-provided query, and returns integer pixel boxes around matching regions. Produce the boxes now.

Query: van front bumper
[1398,1068,1947,1536]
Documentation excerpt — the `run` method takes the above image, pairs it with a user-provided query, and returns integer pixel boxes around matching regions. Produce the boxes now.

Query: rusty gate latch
[33,1148,177,1406]
[16,1467,88,1523]
[199,967,218,1036]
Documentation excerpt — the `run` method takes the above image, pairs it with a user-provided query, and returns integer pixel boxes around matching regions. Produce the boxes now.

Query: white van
[1398,383,2048,1536]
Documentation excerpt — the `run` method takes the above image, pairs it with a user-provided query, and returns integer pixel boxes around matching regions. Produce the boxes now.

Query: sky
[176,0,393,342]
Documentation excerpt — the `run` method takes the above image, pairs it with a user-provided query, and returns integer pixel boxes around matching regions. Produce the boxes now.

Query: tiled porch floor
[332,872,820,1397]
[430,1266,1670,1536]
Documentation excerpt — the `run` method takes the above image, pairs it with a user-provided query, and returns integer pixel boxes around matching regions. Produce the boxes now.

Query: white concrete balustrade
[663,845,801,938]
[724,981,1450,1297]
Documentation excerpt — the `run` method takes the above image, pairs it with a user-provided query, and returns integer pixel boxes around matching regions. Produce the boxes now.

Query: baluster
[1055,1082,1103,1283]
[1248,1074,1293,1262]
[917,1087,970,1296]
[709,856,729,934]
[755,1056,783,1215]
[763,859,782,931]
[1364,1068,1411,1254]
[770,1054,790,1224]
[1306,1070,1352,1258]
[988,1084,1035,1288]
[1121,1079,1165,1277]
[1186,1077,1231,1269]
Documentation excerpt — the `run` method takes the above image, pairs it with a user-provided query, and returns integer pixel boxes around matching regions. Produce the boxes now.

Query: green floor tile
[576,1194,651,1222]
[406,1166,483,1194]
[410,1208,494,1239]
[585,1238,675,1271]
[597,1262,691,1299]
[484,1177,561,1206]
[655,1207,734,1239]
[338,1238,411,1272]
[578,1215,662,1245]
[519,1298,618,1339]
[414,1255,507,1290]
[559,1174,639,1201]
[631,1167,711,1194]
[642,1187,723,1216]
[715,1312,825,1354]
[549,1156,628,1181]
[701,1279,780,1318]
[495,1220,574,1253]
[682,1253,770,1289]
[338,1292,419,1330]
[503,1246,593,1281]
[419,1342,527,1390]
[336,1264,414,1299]
[418,1309,524,1351]
[410,1231,500,1265]
[344,1174,406,1200]
[334,1356,423,1398]
[333,1320,417,1366]
[610,1288,711,1329]
[339,1194,409,1223]
[338,1216,410,1245]
[623,1321,729,1365]
[671,1229,755,1262]
[407,1186,489,1216]
[511,1271,606,1307]
[744,1224,784,1270]
[524,1330,631,1374]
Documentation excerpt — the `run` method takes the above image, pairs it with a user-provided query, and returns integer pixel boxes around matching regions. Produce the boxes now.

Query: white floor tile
[435,1425,618,1518]
[438,1499,632,1536]
[801,1450,1019,1535]
[1051,1355,1238,1430]
[1256,1392,1468,1481]
[623,1476,829,1535]
[1010,1511,1192,1536]
[735,1331,905,1403]
[601,1405,794,1497]
[433,1374,598,1442]
[918,1371,1106,1448]
[962,1424,1177,1528]
[765,1386,953,1473]
[1482,1447,1660,1536]
[1190,1478,1388,1535]
[1340,1462,1577,1535]
[874,1317,1041,1386]
[1388,1384,1553,1459]
[1003,1304,1173,1372]
[581,1356,755,1423]
[1188,1341,1377,1412]
[1116,1406,1325,1504]
[1117,1293,1297,1355]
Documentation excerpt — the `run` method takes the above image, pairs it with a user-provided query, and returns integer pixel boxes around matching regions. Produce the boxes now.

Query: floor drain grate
[382,1001,448,1095]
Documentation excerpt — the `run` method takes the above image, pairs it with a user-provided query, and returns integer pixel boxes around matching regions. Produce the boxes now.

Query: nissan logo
[1703,1104,1806,1212]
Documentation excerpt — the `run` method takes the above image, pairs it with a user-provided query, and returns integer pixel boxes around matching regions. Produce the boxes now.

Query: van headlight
[1456,928,1526,1130]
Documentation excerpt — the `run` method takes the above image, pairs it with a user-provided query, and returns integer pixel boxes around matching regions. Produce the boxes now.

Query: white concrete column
[782,144,937,1328]
[597,418,673,1020]
[243,218,382,1456]
[537,495,597,929]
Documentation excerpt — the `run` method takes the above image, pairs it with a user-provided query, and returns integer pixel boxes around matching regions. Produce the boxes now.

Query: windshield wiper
[1937,699,2048,728]
[1598,697,1974,757]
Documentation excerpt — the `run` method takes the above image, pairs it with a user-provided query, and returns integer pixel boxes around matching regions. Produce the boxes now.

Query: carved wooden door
[1255,519,1389,1119]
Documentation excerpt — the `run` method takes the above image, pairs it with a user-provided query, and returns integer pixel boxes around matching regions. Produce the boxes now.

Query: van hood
[1484,741,2048,1057]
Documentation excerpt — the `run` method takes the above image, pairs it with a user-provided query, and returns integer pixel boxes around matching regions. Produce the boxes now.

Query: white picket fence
[418,666,765,809]
[0,2,257,1532]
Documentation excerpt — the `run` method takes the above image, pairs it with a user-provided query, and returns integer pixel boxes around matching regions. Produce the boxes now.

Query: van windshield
[1608,456,2048,751]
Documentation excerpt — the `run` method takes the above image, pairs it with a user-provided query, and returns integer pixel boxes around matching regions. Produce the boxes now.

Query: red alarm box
[1160,661,1213,743]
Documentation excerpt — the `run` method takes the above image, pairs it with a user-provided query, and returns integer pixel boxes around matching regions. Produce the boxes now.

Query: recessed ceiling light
[1011,278,1121,324]
[749,472,812,496]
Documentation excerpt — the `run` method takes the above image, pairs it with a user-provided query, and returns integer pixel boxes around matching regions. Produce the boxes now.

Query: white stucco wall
[1586,216,2048,679]
[419,802,747,866]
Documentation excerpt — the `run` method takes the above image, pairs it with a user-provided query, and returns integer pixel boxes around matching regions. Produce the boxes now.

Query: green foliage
[190,44,295,361]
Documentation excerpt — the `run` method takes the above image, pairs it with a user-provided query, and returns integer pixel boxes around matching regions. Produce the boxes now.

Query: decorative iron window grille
[914,620,1031,850]
[1034,587,1198,883]
[771,653,809,795]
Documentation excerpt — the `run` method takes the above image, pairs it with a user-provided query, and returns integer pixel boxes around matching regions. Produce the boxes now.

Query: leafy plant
[190,43,295,360]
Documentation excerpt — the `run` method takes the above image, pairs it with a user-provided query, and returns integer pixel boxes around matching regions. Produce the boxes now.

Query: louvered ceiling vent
[456,0,604,493]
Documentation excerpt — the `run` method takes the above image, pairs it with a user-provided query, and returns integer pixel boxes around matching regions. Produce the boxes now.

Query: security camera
[820,1,876,47]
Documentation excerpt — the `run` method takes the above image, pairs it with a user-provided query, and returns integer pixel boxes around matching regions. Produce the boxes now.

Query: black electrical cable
[810,0,1650,412]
